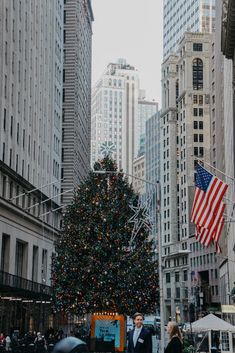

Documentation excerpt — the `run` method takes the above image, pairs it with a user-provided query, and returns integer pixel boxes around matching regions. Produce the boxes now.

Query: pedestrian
[5,335,11,351]
[0,332,5,345]
[165,321,183,353]
[34,332,47,353]
[127,312,152,353]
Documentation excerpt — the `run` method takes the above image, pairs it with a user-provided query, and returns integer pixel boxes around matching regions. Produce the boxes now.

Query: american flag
[191,165,228,251]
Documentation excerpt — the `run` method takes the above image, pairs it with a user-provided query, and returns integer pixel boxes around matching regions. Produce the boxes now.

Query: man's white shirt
[133,327,142,347]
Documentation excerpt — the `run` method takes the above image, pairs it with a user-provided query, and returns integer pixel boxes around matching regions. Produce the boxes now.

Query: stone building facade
[161,32,220,321]
[0,0,64,332]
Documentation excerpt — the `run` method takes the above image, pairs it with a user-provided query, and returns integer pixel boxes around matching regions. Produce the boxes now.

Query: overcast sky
[91,0,163,104]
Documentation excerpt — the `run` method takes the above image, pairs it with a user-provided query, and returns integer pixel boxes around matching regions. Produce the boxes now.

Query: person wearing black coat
[127,313,152,353]
[165,322,183,353]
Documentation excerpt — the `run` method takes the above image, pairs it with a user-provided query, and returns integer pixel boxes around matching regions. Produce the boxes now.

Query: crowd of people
[0,328,66,353]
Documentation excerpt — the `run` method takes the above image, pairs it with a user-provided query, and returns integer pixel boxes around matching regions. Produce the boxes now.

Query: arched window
[193,58,203,90]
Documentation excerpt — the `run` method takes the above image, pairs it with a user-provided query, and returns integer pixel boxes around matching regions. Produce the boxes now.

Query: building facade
[133,155,145,195]
[161,32,220,321]
[91,59,139,176]
[62,0,93,205]
[221,0,235,311]
[137,91,158,157]
[0,0,63,332]
[163,0,215,59]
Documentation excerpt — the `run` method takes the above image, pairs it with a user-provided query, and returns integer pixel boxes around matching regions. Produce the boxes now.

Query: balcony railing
[0,270,52,298]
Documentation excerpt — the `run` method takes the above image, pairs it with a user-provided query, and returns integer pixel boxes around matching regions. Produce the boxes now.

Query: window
[193,108,198,116]
[193,43,203,51]
[2,143,5,162]
[193,95,197,104]
[183,270,188,281]
[194,147,198,156]
[193,58,203,90]
[167,288,171,298]
[175,272,180,282]
[194,121,198,129]
[198,95,203,105]
[176,287,180,298]
[32,246,39,281]
[1,234,10,272]
[42,249,48,283]
[199,147,204,156]
[199,134,204,142]
[221,332,230,351]
[15,240,28,277]
[194,134,198,142]
[3,108,6,130]
[199,121,203,129]
[166,273,171,283]
[199,108,203,116]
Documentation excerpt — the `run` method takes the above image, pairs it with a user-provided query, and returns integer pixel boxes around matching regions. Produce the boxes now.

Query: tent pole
[208,330,212,351]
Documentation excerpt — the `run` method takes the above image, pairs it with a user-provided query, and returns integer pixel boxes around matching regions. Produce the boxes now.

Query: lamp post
[93,170,165,352]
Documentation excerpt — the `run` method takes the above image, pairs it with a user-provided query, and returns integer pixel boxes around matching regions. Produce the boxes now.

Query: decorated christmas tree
[52,157,159,316]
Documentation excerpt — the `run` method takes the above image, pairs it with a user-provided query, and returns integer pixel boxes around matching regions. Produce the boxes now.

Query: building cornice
[160,107,178,118]
[0,196,61,237]
[0,160,60,209]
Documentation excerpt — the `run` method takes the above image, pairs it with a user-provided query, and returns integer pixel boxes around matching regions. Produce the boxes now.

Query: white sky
[91,0,163,104]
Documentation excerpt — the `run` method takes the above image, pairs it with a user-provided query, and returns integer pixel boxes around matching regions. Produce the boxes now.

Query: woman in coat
[165,321,183,353]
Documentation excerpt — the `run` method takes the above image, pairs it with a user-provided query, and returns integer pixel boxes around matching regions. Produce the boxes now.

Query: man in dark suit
[127,313,152,353]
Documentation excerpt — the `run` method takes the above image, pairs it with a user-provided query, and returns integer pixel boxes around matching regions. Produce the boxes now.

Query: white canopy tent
[191,314,235,352]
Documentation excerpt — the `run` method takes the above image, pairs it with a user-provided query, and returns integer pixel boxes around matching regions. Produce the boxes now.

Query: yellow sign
[221,305,235,313]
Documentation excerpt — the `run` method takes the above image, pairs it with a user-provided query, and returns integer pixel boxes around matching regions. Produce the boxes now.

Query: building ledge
[0,270,52,299]
[0,196,60,237]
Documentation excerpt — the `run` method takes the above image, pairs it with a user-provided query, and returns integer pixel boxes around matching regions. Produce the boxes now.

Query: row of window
[190,252,217,268]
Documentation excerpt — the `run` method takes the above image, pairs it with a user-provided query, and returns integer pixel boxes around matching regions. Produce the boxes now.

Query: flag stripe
[192,177,218,224]
[196,203,225,247]
[191,188,204,223]
[204,203,225,246]
[213,217,225,243]
[200,181,228,229]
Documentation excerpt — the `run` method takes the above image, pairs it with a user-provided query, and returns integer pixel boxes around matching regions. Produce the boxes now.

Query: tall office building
[0,0,63,331]
[62,0,93,205]
[137,91,158,157]
[91,59,139,175]
[145,112,160,187]
[161,33,217,321]
[163,0,215,58]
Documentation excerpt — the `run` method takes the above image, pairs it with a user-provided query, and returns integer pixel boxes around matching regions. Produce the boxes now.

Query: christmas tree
[52,157,159,316]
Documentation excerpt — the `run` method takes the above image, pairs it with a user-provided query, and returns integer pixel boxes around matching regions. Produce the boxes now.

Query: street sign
[221,305,235,313]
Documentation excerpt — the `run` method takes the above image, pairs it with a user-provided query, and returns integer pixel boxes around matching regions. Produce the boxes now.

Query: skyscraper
[0,0,63,331]
[62,0,93,205]
[91,59,139,175]
[137,91,158,157]
[161,32,214,321]
[163,0,215,58]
